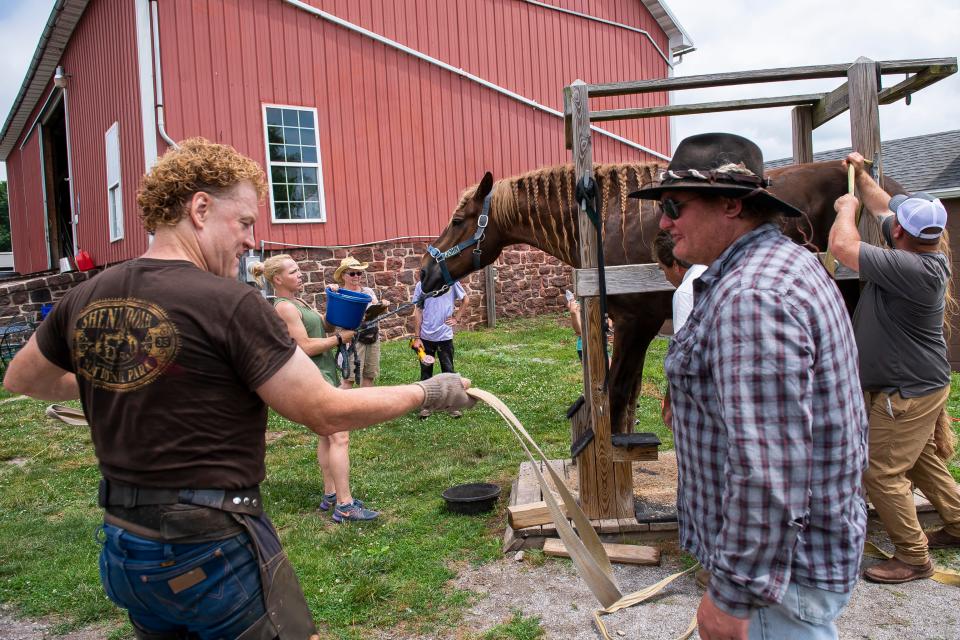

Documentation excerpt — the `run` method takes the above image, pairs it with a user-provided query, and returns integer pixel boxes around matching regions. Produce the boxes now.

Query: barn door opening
[40,97,74,268]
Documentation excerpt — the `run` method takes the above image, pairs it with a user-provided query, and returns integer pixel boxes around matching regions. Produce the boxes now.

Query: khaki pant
[863,386,960,564]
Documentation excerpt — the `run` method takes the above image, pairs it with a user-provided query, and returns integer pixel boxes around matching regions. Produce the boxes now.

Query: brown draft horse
[419,161,956,456]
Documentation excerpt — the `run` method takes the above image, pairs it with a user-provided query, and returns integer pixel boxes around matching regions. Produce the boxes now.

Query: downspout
[149,0,178,149]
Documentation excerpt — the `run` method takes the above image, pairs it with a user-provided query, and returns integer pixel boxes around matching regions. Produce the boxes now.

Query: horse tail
[934,406,957,462]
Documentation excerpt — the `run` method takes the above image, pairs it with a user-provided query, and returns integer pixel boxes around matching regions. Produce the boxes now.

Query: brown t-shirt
[36,258,296,489]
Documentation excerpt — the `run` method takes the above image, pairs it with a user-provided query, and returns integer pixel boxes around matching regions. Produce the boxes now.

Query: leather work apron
[99,479,317,640]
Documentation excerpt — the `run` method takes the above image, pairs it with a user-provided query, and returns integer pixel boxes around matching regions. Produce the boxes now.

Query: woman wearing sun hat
[331,256,384,391]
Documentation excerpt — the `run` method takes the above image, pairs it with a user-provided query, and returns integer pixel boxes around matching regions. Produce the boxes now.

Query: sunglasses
[657,196,701,220]
[346,271,365,277]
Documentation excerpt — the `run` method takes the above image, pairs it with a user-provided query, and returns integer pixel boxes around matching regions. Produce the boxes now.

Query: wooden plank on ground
[503,478,522,553]
[514,461,544,536]
[543,538,660,565]
[508,500,568,529]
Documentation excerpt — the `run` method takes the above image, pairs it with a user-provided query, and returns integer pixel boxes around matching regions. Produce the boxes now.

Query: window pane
[300,128,316,146]
[274,203,290,219]
[301,146,317,163]
[267,126,283,144]
[269,144,285,161]
[299,110,314,128]
[289,203,306,219]
[289,184,304,201]
[287,167,303,184]
[266,108,283,125]
[301,167,318,184]
[271,166,286,184]
[282,109,299,127]
[273,184,288,203]
[303,184,319,201]
[285,146,302,163]
[283,127,300,145]
[305,202,321,219]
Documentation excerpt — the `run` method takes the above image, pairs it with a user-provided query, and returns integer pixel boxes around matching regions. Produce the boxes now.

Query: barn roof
[642,1,695,57]
[0,0,89,160]
[766,130,960,195]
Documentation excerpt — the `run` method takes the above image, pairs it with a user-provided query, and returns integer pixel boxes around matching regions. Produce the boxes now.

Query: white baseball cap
[888,192,947,241]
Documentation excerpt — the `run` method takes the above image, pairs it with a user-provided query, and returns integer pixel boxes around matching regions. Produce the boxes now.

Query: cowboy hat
[333,256,370,283]
[629,133,804,217]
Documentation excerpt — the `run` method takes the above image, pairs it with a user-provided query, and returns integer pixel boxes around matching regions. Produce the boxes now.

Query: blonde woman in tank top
[253,255,378,522]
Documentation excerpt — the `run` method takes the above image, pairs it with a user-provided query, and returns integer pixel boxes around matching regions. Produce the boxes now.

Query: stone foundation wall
[0,242,572,342]
[0,270,98,325]
[272,241,573,340]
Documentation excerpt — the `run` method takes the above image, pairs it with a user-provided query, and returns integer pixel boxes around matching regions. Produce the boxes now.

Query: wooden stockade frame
[560,56,957,523]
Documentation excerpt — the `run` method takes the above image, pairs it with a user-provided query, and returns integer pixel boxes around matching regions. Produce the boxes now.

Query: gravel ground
[4,532,958,639]
[444,537,960,640]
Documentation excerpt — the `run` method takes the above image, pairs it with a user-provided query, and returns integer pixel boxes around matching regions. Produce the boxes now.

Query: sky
[0,0,957,180]
[663,0,960,160]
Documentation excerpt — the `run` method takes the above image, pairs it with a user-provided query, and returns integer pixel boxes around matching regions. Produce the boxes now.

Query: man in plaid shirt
[632,133,868,640]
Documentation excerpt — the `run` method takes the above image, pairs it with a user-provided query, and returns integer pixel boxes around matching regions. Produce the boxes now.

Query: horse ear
[474,172,494,201]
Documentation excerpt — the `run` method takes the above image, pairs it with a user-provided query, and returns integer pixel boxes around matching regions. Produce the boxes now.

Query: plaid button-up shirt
[665,224,868,617]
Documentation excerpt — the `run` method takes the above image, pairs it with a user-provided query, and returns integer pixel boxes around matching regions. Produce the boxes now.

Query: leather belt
[98,479,263,516]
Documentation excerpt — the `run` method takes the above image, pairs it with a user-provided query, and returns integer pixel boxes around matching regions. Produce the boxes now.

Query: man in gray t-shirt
[830,151,960,584]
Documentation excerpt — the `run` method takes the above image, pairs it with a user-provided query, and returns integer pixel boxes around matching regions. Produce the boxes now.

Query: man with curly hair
[4,138,475,639]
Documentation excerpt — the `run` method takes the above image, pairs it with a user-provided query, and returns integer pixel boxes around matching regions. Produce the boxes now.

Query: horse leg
[608,314,662,435]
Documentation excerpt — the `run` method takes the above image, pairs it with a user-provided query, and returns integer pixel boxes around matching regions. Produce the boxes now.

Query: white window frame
[104,121,124,242]
[261,104,327,224]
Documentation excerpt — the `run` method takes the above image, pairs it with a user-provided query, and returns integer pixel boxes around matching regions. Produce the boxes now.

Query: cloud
[666,0,960,160]
[0,0,54,181]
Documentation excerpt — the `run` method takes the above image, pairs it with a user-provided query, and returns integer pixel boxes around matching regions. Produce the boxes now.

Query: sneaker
[320,494,365,512]
[332,500,379,523]
[319,492,337,512]
[418,409,432,420]
[448,410,463,419]
[927,528,960,549]
[863,557,934,584]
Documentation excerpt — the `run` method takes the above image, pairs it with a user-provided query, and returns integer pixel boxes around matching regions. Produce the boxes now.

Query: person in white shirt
[654,230,707,334]
[654,230,707,433]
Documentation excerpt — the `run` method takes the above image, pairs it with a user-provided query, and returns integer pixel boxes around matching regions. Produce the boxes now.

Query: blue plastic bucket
[325,287,372,329]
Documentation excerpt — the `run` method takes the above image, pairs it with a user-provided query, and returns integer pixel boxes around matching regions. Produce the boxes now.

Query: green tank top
[273,297,339,385]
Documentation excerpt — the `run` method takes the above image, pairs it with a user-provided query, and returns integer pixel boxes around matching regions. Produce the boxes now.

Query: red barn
[0,0,690,277]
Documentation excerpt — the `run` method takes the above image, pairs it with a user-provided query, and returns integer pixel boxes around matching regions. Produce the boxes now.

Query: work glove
[415,373,476,413]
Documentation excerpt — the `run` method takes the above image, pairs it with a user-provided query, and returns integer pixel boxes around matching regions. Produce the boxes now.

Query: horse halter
[426,192,492,287]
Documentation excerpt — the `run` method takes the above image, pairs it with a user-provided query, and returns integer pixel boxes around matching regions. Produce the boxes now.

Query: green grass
[1,313,959,638]
[477,610,544,640]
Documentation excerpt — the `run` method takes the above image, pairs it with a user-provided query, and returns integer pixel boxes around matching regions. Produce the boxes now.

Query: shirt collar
[694,223,779,292]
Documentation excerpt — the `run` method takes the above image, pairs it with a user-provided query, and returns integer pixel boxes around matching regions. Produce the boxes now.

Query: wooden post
[484,264,496,328]
[791,106,813,164]
[566,80,634,520]
[848,57,884,245]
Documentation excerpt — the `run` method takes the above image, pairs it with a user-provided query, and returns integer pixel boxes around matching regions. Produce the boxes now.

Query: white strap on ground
[467,388,699,639]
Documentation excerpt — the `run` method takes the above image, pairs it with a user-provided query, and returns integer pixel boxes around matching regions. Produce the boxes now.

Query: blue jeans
[749,581,852,640]
[98,523,265,639]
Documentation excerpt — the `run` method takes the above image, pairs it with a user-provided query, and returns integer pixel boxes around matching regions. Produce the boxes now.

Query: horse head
[420,171,507,293]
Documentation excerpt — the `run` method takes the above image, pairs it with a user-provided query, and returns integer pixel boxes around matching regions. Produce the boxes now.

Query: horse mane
[456,163,662,263]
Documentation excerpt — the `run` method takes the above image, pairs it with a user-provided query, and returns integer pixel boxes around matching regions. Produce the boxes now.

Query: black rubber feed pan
[442,482,501,514]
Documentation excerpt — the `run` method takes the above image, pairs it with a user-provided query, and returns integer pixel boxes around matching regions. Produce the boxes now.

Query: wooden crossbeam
[590,94,823,122]
[574,257,858,297]
[878,63,957,105]
[582,58,957,98]
[811,82,851,128]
